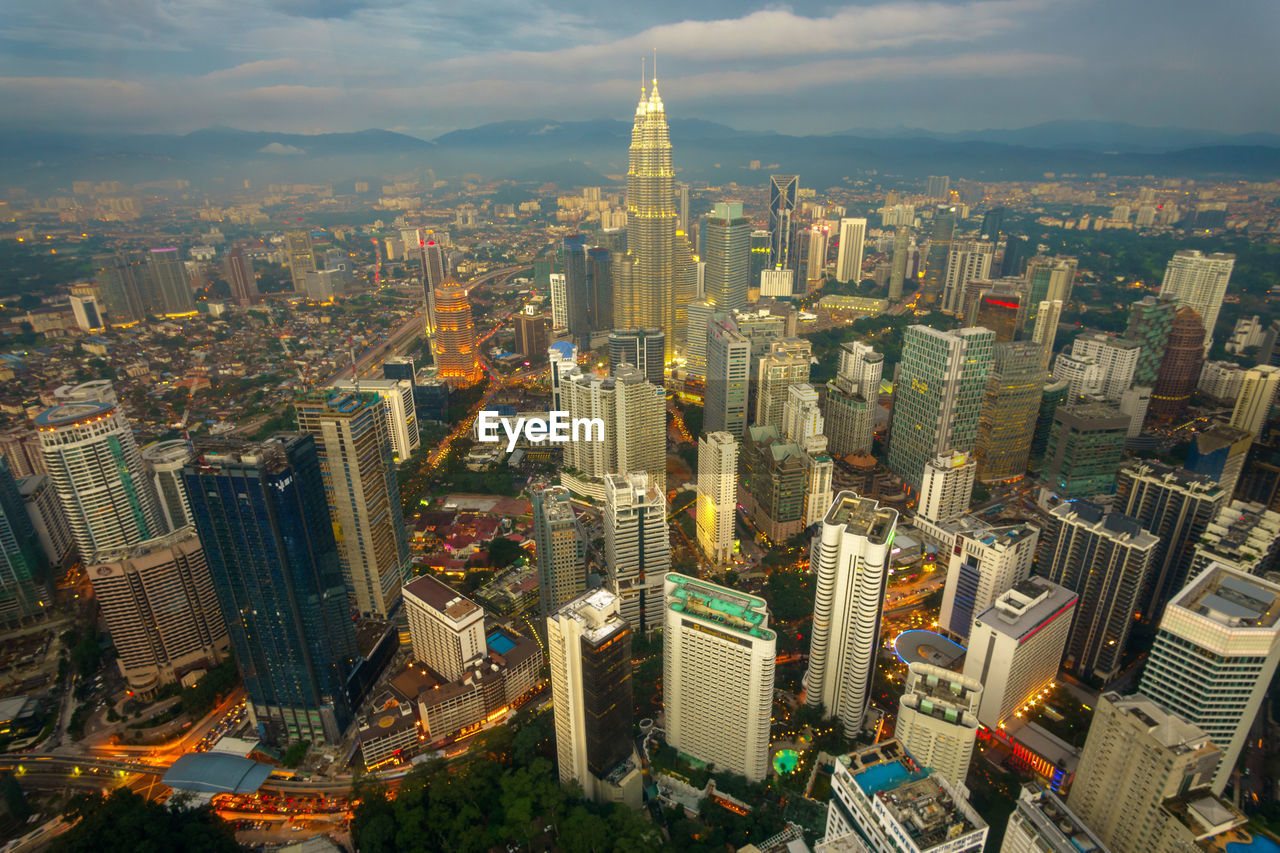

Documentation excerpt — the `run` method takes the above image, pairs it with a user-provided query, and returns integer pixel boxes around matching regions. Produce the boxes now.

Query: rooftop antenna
[641,56,646,97]
[653,48,657,86]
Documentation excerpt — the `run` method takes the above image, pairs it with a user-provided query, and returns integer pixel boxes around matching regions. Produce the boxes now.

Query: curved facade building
[1148,306,1205,423]
[805,492,898,737]
[35,402,163,561]
[143,439,194,533]
[433,278,484,387]
[87,529,228,691]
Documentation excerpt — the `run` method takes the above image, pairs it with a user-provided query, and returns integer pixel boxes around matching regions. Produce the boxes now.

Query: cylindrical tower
[1148,306,1205,423]
[142,439,194,533]
[433,278,484,387]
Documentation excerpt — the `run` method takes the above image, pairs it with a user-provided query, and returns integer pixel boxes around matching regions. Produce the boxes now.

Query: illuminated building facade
[433,278,484,387]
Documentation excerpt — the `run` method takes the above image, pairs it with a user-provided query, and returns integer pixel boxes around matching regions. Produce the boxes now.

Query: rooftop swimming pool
[488,631,515,655]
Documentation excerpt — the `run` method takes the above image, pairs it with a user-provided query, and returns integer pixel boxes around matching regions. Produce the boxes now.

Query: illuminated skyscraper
[824,341,882,457]
[755,338,812,429]
[696,432,738,565]
[1230,365,1280,438]
[942,240,994,314]
[748,231,771,295]
[974,342,1047,482]
[889,227,910,301]
[605,472,669,634]
[922,205,957,307]
[624,71,694,358]
[532,486,587,623]
[433,278,484,387]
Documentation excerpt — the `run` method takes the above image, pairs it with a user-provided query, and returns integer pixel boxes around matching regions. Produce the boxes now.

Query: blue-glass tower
[184,435,357,745]
[0,457,47,625]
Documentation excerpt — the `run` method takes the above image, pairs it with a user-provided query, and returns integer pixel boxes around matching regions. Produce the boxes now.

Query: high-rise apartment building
[1114,459,1226,620]
[1031,299,1063,368]
[623,75,695,358]
[93,252,147,324]
[927,175,951,199]
[704,316,751,438]
[917,450,976,527]
[1067,693,1244,853]
[888,326,995,491]
[1070,331,1142,401]
[1149,306,1206,423]
[895,663,982,792]
[184,436,358,745]
[755,338,812,429]
[696,432,738,565]
[142,440,194,534]
[1039,501,1159,681]
[36,401,163,561]
[1127,294,1179,386]
[418,238,446,351]
[835,218,867,284]
[682,301,715,379]
[547,589,641,806]
[224,245,256,307]
[806,493,898,737]
[531,486,586,622]
[548,341,577,412]
[663,573,776,781]
[604,473,669,634]
[1024,256,1077,311]
[144,247,195,316]
[402,574,486,682]
[1051,351,1103,399]
[820,740,988,853]
[1042,402,1130,499]
[332,378,419,463]
[433,278,484,387]
[1229,365,1280,438]
[1001,786,1109,853]
[68,293,103,331]
[549,273,568,333]
[1160,249,1235,349]
[607,328,665,387]
[938,518,1039,640]
[86,530,228,692]
[284,230,317,294]
[1189,499,1280,577]
[1139,564,1280,794]
[703,202,750,310]
[17,474,71,570]
[824,341,883,457]
[296,389,409,617]
[942,240,995,314]
[974,342,1047,482]
[962,577,1077,729]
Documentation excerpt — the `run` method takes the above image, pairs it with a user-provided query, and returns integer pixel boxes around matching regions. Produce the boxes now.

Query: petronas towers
[619,71,696,361]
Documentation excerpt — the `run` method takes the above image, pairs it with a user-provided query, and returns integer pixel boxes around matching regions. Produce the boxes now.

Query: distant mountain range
[3,119,1279,191]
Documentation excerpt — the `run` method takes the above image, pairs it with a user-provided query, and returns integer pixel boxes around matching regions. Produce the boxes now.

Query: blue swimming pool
[488,631,515,655]
[853,761,914,794]
[1228,837,1280,853]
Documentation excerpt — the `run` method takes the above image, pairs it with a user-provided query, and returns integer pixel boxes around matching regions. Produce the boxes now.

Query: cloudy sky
[2,0,1277,138]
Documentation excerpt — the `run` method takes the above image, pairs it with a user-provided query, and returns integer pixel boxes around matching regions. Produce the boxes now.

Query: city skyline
[3,1,1279,138]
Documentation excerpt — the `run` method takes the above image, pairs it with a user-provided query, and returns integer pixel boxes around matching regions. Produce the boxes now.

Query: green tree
[52,789,238,852]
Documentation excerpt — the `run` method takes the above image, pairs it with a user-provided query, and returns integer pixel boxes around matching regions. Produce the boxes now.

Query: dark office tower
[921,205,956,308]
[1114,460,1226,621]
[1148,307,1206,424]
[704,202,750,310]
[1184,423,1252,499]
[1038,500,1159,682]
[1043,402,1130,499]
[980,207,1006,242]
[1126,294,1178,386]
[224,245,256,307]
[769,175,799,268]
[974,342,1047,483]
[142,247,194,316]
[889,227,910,301]
[1029,379,1070,470]
[608,329,665,387]
[382,356,415,384]
[562,235,592,347]
[586,247,613,333]
[514,312,550,359]
[1024,256,1077,311]
[1000,235,1032,278]
[0,457,47,625]
[93,253,146,324]
[183,436,358,746]
[749,231,772,294]
[419,239,446,353]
